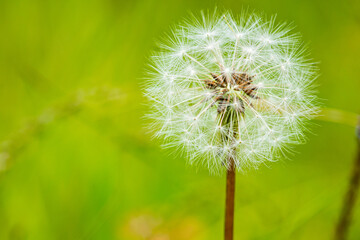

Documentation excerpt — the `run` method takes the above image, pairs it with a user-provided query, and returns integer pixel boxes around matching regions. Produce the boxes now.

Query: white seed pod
[144,11,318,174]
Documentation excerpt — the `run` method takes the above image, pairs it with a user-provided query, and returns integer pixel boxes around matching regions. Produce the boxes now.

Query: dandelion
[145,11,317,172]
[144,10,318,240]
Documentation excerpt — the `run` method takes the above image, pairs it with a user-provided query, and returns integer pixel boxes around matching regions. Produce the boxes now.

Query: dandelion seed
[145,11,318,174]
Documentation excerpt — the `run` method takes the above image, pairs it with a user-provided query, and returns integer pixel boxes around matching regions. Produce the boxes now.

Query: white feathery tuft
[144,11,318,174]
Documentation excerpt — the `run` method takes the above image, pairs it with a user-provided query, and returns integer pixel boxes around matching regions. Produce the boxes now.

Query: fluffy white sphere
[145,11,318,174]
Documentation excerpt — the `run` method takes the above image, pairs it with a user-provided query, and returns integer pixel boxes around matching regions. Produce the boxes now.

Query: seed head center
[204,71,259,114]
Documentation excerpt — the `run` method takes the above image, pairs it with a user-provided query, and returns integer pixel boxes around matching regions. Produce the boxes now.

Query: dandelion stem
[225,158,236,240]
[334,117,360,240]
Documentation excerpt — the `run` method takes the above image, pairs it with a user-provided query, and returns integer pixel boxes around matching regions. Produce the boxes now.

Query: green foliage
[0,0,359,239]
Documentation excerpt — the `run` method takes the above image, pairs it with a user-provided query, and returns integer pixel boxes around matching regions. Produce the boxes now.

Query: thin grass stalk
[335,117,360,240]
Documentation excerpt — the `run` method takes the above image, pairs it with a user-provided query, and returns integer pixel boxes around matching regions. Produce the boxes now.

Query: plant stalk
[225,158,236,240]
[335,117,360,240]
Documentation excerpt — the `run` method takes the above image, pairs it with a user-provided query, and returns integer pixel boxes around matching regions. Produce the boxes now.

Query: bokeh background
[0,0,359,239]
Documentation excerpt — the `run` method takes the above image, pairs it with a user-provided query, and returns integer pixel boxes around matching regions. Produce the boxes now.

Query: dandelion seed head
[145,11,318,174]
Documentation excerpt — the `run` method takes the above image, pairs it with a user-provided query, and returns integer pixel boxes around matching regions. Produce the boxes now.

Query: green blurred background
[0,0,359,239]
